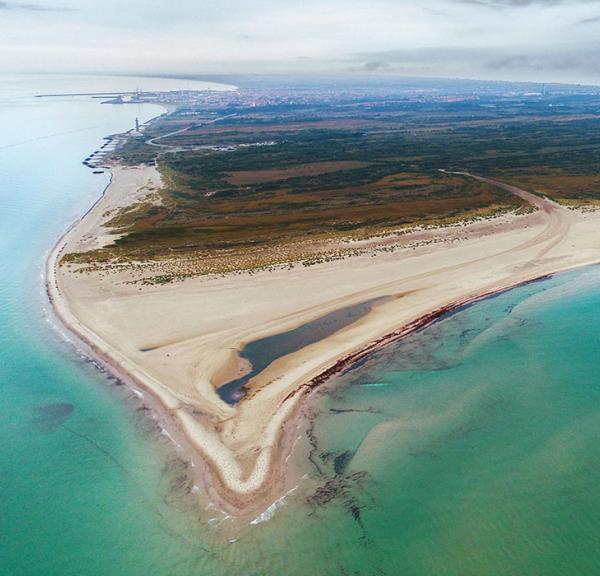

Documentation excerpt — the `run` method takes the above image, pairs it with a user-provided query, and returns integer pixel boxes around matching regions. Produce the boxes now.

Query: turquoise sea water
[2,74,600,575]
[0,74,225,575]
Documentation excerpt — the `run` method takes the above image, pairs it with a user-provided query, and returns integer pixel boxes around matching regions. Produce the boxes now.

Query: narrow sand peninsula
[48,164,600,515]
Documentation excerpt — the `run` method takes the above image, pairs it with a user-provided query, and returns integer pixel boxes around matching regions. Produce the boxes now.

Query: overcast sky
[2,0,600,84]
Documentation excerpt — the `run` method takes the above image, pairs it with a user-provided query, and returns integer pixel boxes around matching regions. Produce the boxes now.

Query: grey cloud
[484,52,600,75]
[362,61,390,72]
[1,0,600,83]
[446,0,582,8]
[356,47,494,65]
[355,46,600,77]
[577,14,600,22]
[487,54,580,70]
[0,1,74,11]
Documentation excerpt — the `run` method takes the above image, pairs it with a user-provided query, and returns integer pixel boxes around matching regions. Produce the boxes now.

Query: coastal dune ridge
[47,160,600,517]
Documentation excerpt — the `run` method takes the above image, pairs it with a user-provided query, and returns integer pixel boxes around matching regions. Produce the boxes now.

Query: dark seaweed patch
[329,406,382,416]
[33,402,74,432]
[333,450,354,475]
[305,407,370,535]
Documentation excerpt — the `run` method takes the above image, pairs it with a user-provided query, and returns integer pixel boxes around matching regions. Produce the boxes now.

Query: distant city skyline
[2,0,600,84]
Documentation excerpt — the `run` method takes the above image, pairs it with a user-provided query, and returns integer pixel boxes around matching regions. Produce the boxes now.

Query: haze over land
[3,0,600,83]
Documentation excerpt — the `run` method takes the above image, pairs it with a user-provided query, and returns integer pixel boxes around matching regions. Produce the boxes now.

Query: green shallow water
[292,269,600,575]
[3,75,600,575]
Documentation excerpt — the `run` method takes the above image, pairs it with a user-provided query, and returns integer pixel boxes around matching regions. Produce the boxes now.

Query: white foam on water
[284,434,304,464]
[249,486,298,525]
[360,382,388,388]
[208,514,232,528]
[159,428,182,449]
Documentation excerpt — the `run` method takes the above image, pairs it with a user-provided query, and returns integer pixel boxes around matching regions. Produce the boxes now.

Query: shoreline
[46,158,600,518]
[47,221,311,516]
[41,109,235,512]
[46,202,226,512]
[47,221,597,516]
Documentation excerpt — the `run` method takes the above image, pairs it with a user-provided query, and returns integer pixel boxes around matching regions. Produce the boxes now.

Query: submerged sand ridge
[48,164,600,514]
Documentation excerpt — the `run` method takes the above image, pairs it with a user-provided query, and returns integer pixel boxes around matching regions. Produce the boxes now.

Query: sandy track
[460,173,572,258]
[146,113,237,149]
[447,171,572,259]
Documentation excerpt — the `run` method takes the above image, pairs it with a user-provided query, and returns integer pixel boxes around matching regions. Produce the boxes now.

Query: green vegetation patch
[73,93,600,276]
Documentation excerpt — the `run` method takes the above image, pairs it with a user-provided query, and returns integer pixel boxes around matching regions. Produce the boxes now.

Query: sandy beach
[48,163,600,515]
